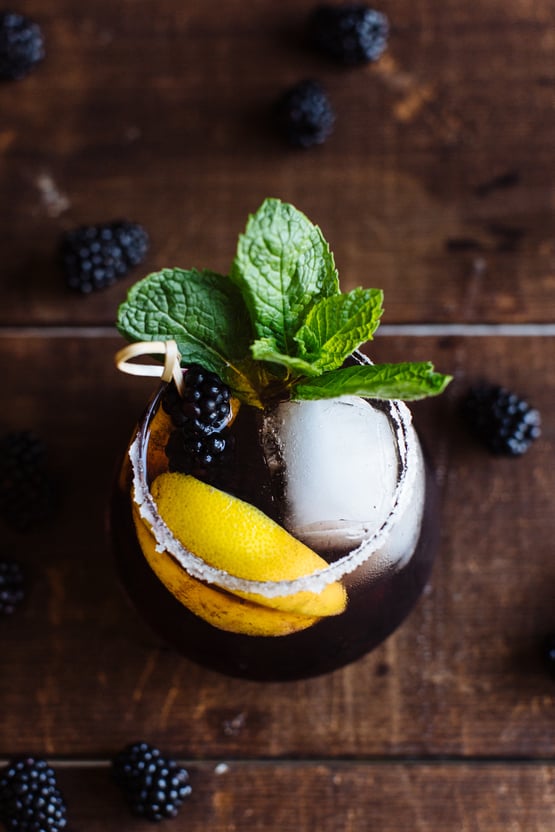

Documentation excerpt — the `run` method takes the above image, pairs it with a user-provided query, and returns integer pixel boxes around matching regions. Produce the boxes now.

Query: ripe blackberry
[0,12,45,81]
[275,79,335,148]
[308,4,389,66]
[112,741,191,822]
[163,367,233,474]
[163,366,231,436]
[461,383,541,456]
[0,431,58,531]
[166,428,232,474]
[0,757,67,832]
[61,220,149,293]
[0,560,25,615]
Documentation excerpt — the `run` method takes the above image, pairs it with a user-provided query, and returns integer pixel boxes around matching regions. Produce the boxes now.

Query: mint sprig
[117,198,452,405]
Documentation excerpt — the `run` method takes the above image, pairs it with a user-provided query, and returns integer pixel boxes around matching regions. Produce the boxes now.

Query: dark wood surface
[1,1,554,829]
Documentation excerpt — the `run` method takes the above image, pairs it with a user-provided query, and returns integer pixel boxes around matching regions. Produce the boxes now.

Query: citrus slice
[150,472,347,618]
[133,507,318,636]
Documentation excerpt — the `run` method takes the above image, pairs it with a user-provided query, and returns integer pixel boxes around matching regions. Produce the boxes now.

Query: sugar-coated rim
[130,356,419,597]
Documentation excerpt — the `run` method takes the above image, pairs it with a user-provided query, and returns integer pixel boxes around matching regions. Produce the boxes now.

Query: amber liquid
[110,397,439,681]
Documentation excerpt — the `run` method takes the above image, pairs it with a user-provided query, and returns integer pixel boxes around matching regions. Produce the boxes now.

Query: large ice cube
[262,396,400,552]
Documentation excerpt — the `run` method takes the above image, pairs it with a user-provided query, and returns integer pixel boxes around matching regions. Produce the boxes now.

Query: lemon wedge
[133,506,319,636]
[150,472,347,618]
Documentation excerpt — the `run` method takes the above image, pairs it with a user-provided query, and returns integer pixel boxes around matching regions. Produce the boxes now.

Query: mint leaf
[251,337,321,378]
[294,287,384,371]
[292,362,452,401]
[231,198,339,356]
[117,268,265,407]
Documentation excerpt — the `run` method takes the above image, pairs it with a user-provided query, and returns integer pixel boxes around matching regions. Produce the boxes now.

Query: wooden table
[2,1,554,829]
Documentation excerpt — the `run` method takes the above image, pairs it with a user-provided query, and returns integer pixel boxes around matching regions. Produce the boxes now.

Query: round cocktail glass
[110,358,439,681]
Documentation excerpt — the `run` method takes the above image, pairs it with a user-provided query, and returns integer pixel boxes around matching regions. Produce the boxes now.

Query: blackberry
[163,366,231,436]
[308,4,389,66]
[0,431,58,531]
[112,741,191,822]
[0,12,45,81]
[0,560,25,615]
[166,428,231,473]
[461,383,541,456]
[163,367,234,474]
[275,79,335,148]
[61,220,149,293]
[0,757,67,832]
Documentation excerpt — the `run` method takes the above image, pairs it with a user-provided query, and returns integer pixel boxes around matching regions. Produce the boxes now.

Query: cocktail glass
[110,351,438,681]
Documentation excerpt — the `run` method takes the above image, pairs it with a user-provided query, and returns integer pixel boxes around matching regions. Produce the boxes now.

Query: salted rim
[130,362,419,598]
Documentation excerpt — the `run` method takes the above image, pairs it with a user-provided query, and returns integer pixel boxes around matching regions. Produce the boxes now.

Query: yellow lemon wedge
[133,506,319,636]
[150,472,347,618]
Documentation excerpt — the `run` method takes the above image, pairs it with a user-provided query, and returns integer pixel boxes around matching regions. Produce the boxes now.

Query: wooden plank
[1,0,554,324]
[1,333,553,757]
[10,762,555,832]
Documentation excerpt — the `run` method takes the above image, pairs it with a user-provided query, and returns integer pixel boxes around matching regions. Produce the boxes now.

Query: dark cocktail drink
[112,382,438,680]
[110,199,450,680]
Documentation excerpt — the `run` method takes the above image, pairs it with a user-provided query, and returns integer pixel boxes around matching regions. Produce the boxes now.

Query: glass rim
[129,363,420,598]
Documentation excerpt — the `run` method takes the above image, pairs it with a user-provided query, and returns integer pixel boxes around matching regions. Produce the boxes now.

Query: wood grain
[1,1,554,828]
[1,333,553,758]
[1,0,554,325]
[19,763,555,832]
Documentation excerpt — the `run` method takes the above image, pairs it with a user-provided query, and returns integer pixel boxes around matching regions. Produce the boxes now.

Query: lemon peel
[150,472,347,618]
[133,507,319,636]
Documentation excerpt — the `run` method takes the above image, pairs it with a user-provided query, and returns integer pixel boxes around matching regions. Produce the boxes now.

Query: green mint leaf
[231,198,339,356]
[294,287,384,372]
[251,337,321,378]
[292,362,452,401]
[117,267,264,407]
